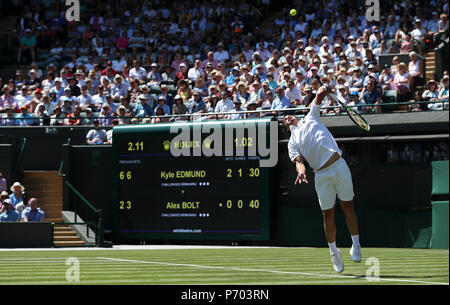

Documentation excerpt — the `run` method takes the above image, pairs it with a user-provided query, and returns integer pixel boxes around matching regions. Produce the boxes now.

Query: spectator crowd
[0,181,45,222]
[0,0,449,127]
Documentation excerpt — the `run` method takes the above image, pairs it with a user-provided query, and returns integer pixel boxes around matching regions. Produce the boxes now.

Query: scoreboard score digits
[112,118,275,240]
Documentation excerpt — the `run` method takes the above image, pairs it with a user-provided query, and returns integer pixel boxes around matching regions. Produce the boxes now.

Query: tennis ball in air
[290,9,297,16]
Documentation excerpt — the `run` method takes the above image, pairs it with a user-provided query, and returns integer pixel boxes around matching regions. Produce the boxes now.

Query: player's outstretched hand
[294,173,308,185]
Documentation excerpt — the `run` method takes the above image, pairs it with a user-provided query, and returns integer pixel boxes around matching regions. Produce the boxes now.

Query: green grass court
[0,247,448,285]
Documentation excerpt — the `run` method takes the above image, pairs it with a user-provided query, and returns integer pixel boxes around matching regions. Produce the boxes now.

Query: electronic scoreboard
[112,118,276,240]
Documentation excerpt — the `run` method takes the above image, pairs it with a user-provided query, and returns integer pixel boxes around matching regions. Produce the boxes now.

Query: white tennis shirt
[288,102,342,171]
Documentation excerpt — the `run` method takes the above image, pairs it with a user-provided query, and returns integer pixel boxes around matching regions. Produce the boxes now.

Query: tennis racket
[328,93,371,132]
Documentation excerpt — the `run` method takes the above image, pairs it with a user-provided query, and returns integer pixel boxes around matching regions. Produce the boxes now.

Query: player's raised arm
[314,85,333,106]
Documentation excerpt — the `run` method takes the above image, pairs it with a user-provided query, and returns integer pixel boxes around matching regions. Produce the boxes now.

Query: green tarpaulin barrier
[431,201,449,249]
[432,161,449,195]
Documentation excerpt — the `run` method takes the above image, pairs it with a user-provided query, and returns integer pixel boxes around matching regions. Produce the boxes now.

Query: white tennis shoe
[330,249,345,273]
[349,245,362,263]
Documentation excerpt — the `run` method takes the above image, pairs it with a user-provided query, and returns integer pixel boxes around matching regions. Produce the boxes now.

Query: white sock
[328,242,338,255]
[351,235,360,247]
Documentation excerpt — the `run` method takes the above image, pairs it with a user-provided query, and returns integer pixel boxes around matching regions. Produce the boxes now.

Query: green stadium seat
[382,90,397,112]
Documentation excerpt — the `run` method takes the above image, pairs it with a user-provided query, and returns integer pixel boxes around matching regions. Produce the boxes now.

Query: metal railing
[63,180,104,247]
[13,137,27,181]
[1,99,448,127]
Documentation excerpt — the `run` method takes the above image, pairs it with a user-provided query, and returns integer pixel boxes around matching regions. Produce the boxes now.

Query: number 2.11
[127,141,144,151]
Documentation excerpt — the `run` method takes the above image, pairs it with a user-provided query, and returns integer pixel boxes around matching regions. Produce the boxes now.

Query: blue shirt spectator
[0,199,20,222]
[22,198,45,222]
[188,98,206,114]
[134,95,153,117]
[362,81,382,105]
[271,88,291,110]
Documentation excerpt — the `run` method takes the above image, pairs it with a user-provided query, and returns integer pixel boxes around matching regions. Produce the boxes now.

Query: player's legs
[340,200,362,262]
[315,170,344,272]
[322,206,336,243]
[340,200,359,236]
[334,158,362,262]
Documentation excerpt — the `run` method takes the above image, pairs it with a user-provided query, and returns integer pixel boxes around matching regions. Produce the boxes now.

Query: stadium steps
[22,170,86,247]
[425,50,436,82]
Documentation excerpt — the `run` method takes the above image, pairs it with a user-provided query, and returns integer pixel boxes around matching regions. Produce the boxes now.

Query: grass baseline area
[0,246,448,285]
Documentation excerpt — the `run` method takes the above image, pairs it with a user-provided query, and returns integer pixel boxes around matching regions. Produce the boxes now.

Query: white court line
[96,257,449,285]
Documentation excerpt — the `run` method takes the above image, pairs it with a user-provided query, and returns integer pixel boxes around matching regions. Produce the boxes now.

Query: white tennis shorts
[314,157,354,211]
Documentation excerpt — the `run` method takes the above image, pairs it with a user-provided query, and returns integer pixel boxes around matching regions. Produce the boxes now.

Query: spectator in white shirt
[188,59,203,82]
[129,60,147,82]
[214,43,229,63]
[285,80,303,105]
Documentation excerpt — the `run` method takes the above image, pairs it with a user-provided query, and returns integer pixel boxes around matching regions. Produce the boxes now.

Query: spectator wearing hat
[175,63,189,84]
[228,98,246,120]
[225,67,241,86]
[86,119,108,144]
[234,82,250,104]
[411,19,426,42]
[26,69,42,91]
[15,106,36,126]
[115,106,131,125]
[51,78,65,101]
[237,65,251,85]
[0,85,16,112]
[60,87,77,106]
[188,91,206,115]
[0,190,9,213]
[172,95,188,118]
[134,94,153,118]
[422,80,440,101]
[436,75,449,102]
[22,197,45,222]
[154,96,171,115]
[0,199,20,222]
[67,76,81,97]
[9,182,26,207]
[161,65,176,84]
[35,103,50,126]
[147,63,163,84]
[28,88,42,113]
[50,106,65,126]
[61,98,74,117]
[214,43,230,63]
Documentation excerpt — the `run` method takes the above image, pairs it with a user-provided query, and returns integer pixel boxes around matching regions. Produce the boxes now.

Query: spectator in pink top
[116,31,129,50]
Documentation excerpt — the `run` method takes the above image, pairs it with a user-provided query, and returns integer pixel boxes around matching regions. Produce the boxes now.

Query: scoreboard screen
[112,118,276,240]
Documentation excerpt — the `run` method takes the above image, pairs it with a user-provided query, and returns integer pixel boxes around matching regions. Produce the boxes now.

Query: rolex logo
[163,140,171,151]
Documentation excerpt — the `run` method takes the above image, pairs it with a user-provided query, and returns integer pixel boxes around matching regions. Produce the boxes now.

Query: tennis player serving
[284,85,361,273]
